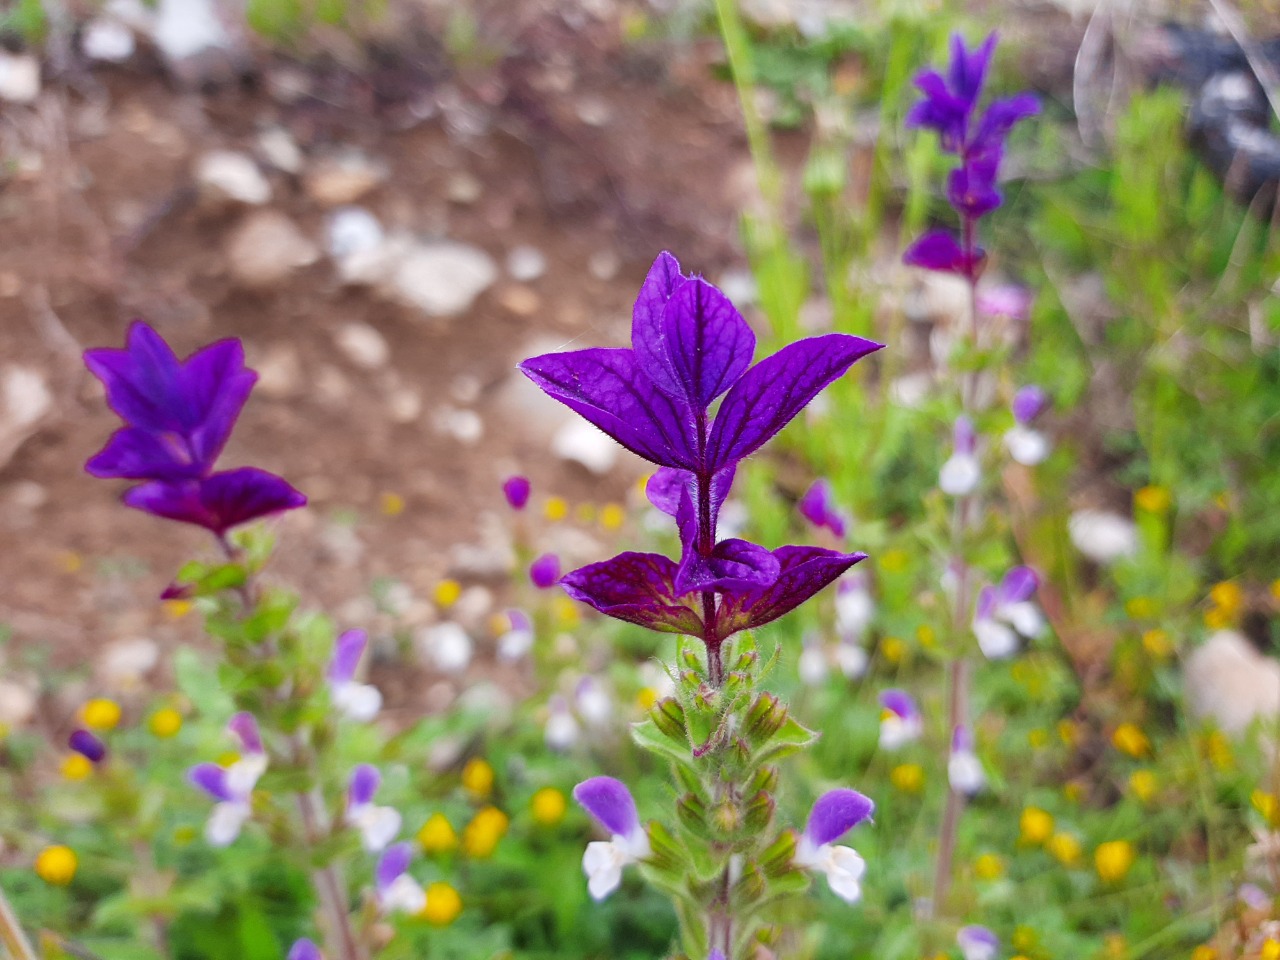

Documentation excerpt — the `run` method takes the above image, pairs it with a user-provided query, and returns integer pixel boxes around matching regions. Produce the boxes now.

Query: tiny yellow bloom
[462,806,509,858]
[60,753,93,781]
[1112,722,1151,759]
[636,687,658,711]
[1063,781,1084,804]
[574,503,597,524]
[531,787,567,826]
[1262,940,1280,960]
[881,637,907,665]
[1203,607,1233,630]
[57,550,82,574]
[163,599,193,620]
[1129,770,1158,803]
[1141,629,1173,658]
[1272,578,1280,603]
[80,698,122,732]
[1027,728,1050,749]
[553,596,580,626]
[599,503,625,530]
[1202,731,1234,771]
[1125,596,1156,620]
[1057,719,1080,746]
[0,722,9,741]
[879,549,909,573]
[544,496,569,521]
[149,708,183,739]
[890,764,924,794]
[1252,790,1280,826]
[1011,927,1038,953]
[1047,832,1082,867]
[461,758,495,799]
[973,853,1004,880]
[433,579,462,608]
[1095,840,1136,883]
[417,813,458,855]
[420,881,462,926]
[1134,485,1171,513]
[1104,933,1127,959]
[1019,807,1054,845]
[216,750,241,768]
[379,491,405,516]
[916,624,937,649]
[172,824,198,846]
[1210,581,1244,616]
[1191,946,1218,960]
[35,845,77,885]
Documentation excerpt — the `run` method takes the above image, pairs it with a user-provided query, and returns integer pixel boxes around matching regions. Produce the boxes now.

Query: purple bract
[68,729,106,763]
[804,789,875,847]
[503,475,531,510]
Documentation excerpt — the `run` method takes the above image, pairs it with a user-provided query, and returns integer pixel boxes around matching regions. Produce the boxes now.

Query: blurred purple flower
[287,940,322,960]
[68,729,106,764]
[879,689,923,750]
[574,776,650,900]
[345,764,401,852]
[530,553,562,589]
[978,284,1033,322]
[329,629,382,721]
[1005,385,1051,466]
[958,925,1000,960]
[503,475,531,510]
[939,416,981,496]
[376,842,425,914]
[122,467,305,536]
[798,479,848,538]
[948,725,985,795]
[794,788,874,902]
[973,565,1044,658]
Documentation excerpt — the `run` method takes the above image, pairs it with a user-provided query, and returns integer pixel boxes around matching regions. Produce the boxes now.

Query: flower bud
[679,647,702,672]
[677,793,709,834]
[745,693,788,744]
[744,790,776,833]
[747,766,779,795]
[760,831,798,877]
[649,697,686,741]
[712,799,742,834]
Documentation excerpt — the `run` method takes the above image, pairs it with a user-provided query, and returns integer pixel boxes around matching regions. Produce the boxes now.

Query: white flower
[1004,424,1050,465]
[206,801,252,847]
[332,680,382,721]
[879,713,923,750]
[833,642,868,679]
[346,803,402,853]
[417,622,473,673]
[1068,509,1139,564]
[582,830,651,901]
[798,644,829,685]
[545,697,581,751]
[379,873,426,914]
[794,835,866,903]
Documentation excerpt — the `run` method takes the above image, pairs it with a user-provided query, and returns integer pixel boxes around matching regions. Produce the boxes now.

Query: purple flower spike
[329,629,367,684]
[69,729,107,763]
[798,480,848,538]
[227,712,263,755]
[805,789,875,846]
[84,321,256,481]
[288,940,322,960]
[349,764,381,806]
[530,553,562,589]
[1012,385,1048,424]
[958,925,1000,960]
[574,776,640,839]
[503,475,531,510]
[188,762,235,802]
[122,467,306,535]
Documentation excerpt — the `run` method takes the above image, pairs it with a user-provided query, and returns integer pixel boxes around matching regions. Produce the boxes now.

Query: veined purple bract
[520,252,882,680]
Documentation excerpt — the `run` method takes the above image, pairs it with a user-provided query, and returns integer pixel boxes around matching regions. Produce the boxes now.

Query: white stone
[326,207,384,261]
[82,18,137,62]
[434,407,484,445]
[256,127,303,173]
[506,245,547,282]
[0,679,37,726]
[388,243,497,317]
[1068,509,1139,565]
[0,366,53,469]
[335,323,389,370]
[253,344,303,399]
[446,171,483,204]
[305,153,386,206]
[1185,630,1280,736]
[552,419,617,475]
[99,637,160,689]
[587,248,620,281]
[196,151,271,205]
[416,622,473,673]
[386,387,422,424]
[224,210,318,287]
[0,53,40,104]
[153,0,234,62]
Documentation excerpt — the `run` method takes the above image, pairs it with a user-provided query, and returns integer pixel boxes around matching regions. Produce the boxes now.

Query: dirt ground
[0,7,762,709]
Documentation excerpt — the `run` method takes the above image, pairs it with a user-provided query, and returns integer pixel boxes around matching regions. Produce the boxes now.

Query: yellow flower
[1047,832,1082,867]
[1125,597,1156,620]
[1252,790,1280,827]
[1057,719,1080,746]
[1105,934,1127,959]
[973,853,1004,880]
[916,625,937,649]
[879,549,909,573]
[1063,781,1084,804]
[553,596,580,626]
[1027,728,1050,749]
[1011,927,1038,953]
[60,754,93,781]
[531,787,567,826]
[1202,731,1234,771]
[1129,770,1158,803]
[1134,485,1171,513]
[881,637,907,665]
[163,599,193,620]
[80,698,122,731]
[420,881,462,926]
[890,764,924,794]
[461,758,494,799]
[379,491,405,516]
[600,503,626,530]
[1094,840,1136,883]
[0,722,9,741]
[1210,581,1244,616]
[1191,946,1218,960]
[1262,940,1280,960]
[462,806,509,858]
[1111,723,1151,759]
[35,846,77,885]
[149,708,183,739]
[417,813,458,855]
[544,497,569,521]
[1019,807,1054,845]
[58,550,83,573]
[433,579,462,609]
[1272,578,1280,603]
[636,687,658,711]
[1204,607,1232,629]
[1141,629,1173,658]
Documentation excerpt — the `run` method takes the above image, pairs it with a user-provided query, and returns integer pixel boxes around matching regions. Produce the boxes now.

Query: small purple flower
[68,729,106,764]
[948,725,985,796]
[329,630,382,721]
[1005,385,1051,466]
[227,712,263,755]
[121,467,306,536]
[503,475,531,510]
[345,764,401,852]
[574,776,650,900]
[287,940,322,960]
[939,415,980,496]
[530,553,561,589]
[794,789,874,903]
[187,712,268,846]
[973,566,1044,659]
[879,689,923,750]
[497,608,534,662]
[957,925,1000,960]
[798,479,848,539]
[375,842,425,914]
[979,284,1033,322]
[709,952,726,960]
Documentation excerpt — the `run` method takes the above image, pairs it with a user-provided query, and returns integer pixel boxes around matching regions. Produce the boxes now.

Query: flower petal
[330,629,367,684]
[644,277,755,409]
[85,426,207,481]
[573,776,640,838]
[999,565,1039,605]
[376,842,414,890]
[348,764,381,807]
[560,552,704,635]
[630,250,685,363]
[903,230,973,274]
[707,334,883,470]
[713,546,867,640]
[188,763,235,802]
[288,939,323,960]
[123,468,306,534]
[806,788,875,846]
[227,712,263,754]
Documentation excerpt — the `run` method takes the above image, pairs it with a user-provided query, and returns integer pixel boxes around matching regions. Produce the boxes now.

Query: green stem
[0,883,38,960]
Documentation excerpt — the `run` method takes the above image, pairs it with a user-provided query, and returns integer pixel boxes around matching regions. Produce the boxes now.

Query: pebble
[0,679,37,726]
[0,366,53,469]
[334,323,390,370]
[587,248,621,281]
[196,151,272,205]
[1067,509,1139,565]
[224,210,318,287]
[256,127,303,174]
[82,17,137,62]
[552,419,618,475]
[446,171,483,205]
[386,387,423,424]
[152,0,236,65]
[305,152,386,206]
[388,242,497,317]
[98,637,159,689]
[0,53,40,104]
[326,206,385,261]
[416,622,473,673]
[575,95,613,127]
[434,407,484,445]
[506,245,547,282]
[499,285,541,317]
[1186,630,1280,735]
[252,343,303,399]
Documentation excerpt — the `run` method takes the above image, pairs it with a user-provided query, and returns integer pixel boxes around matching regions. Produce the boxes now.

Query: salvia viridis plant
[519,251,883,958]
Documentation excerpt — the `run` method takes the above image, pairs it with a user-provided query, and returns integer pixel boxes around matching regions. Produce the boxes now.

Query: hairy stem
[0,883,37,960]
[295,787,367,960]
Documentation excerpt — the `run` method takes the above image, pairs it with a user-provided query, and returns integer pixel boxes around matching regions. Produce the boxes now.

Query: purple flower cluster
[520,252,881,677]
[84,321,305,536]
[903,34,1039,278]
